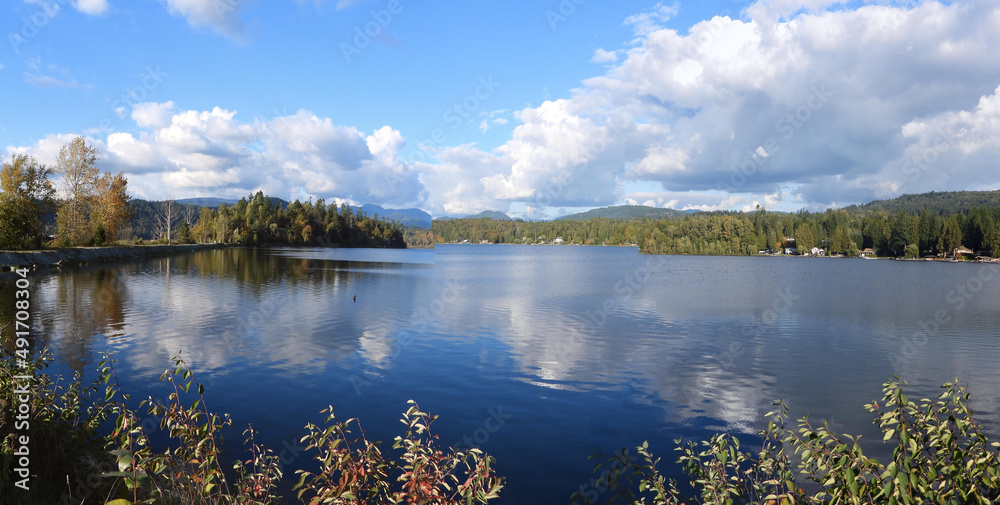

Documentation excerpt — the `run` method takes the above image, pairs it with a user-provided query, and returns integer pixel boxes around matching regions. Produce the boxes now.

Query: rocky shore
[0,243,228,272]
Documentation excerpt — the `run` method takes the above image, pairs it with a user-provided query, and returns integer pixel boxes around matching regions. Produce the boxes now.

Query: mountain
[176,197,240,208]
[842,190,1000,215]
[175,196,288,209]
[356,204,431,229]
[556,205,690,221]
[463,210,511,220]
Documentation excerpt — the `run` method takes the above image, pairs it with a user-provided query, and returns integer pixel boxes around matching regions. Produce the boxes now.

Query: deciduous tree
[158,197,178,244]
[56,136,100,246]
[0,154,56,249]
[91,172,132,244]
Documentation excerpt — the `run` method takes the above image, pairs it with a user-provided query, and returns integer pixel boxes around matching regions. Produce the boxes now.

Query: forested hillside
[843,190,1000,215]
[434,205,1000,258]
[556,205,690,221]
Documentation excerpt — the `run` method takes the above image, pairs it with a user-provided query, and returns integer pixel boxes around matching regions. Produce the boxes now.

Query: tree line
[186,191,407,248]
[433,205,1000,258]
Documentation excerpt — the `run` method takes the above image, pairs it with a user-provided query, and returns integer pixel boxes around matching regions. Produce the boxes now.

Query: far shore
[435,242,998,263]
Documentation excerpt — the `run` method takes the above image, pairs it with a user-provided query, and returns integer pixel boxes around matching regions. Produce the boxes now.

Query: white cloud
[414,0,1000,214]
[74,0,109,15]
[23,73,78,88]
[131,101,175,130]
[591,48,619,64]
[164,0,246,39]
[11,1,1000,216]
[624,2,678,36]
[9,105,425,207]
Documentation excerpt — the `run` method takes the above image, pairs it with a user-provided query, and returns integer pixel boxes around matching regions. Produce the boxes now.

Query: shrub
[574,377,1000,505]
[97,353,503,505]
[294,401,504,504]
[0,348,118,504]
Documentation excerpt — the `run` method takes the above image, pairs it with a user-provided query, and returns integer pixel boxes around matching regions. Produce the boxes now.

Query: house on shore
[859,248,876,258]
[953,246,974,259]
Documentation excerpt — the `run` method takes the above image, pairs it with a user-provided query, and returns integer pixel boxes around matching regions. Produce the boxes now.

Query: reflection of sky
[9,245,1000,505]
[434,246,1000,438]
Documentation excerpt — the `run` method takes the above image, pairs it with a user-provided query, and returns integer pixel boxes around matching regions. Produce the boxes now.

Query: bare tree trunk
[184,205,196,228]
[159,198,177,245]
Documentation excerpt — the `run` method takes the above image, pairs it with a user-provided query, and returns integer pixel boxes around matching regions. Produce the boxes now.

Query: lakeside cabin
[859,248,876,258]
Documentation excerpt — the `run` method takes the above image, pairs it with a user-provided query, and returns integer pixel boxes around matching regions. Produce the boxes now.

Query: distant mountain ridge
[465,210,512,220]
[557,205,692,221]
[357,204,431,228]
[176,197,240,207]
[434,210,512,221]
[842,190,1000,215]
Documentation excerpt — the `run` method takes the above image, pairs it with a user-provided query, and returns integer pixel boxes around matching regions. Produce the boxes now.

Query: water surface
[8,245,1000,504]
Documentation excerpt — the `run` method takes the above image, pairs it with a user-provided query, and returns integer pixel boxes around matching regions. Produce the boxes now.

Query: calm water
[6,245,1000,504]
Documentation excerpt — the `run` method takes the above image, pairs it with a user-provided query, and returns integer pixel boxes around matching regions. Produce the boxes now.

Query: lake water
[9,245,1000,504]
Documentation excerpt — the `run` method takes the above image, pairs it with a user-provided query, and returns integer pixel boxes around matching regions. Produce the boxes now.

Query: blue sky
[4,0,1000,218]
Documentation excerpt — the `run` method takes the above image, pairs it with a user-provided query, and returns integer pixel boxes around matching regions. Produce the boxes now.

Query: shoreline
[434,243,995,262]
[0,243,229,272]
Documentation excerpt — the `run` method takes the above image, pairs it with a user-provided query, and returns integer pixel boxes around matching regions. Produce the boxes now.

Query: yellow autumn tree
[91,172,133,244]
[0,153,57,249]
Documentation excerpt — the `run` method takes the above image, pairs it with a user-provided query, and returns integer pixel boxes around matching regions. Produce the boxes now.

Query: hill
[357,204,431,229]
[463,210,511,220]
[175,197,240,208]
[842,190,1000,215]
[556,205,690,221]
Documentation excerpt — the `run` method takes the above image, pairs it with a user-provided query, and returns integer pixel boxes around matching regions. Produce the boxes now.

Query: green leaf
[105,500,133,505]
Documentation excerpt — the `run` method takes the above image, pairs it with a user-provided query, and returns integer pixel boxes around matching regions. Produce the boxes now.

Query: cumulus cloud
[420,0,1000,215]
[9,104,425,208]
[591,48,619,64]
[131,101,175,130]
[164,0,246,39]
[11,1,1000,216]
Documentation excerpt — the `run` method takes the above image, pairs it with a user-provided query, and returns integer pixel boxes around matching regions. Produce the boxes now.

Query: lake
[10,245,1000,504]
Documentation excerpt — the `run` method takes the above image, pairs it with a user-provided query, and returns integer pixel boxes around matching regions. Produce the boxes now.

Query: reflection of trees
[20,248,432,378]
[91,268,129,340]
[10,266,133,373]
